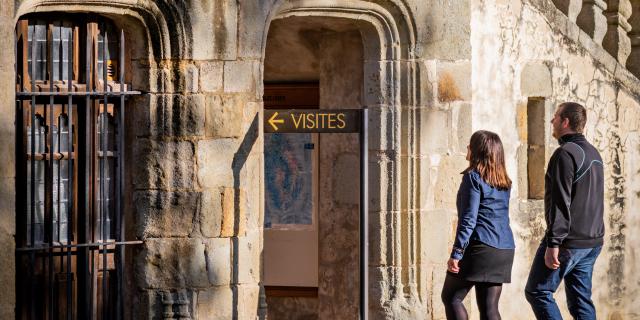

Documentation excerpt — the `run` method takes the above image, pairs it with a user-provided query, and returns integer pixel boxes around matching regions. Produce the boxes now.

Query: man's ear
[562,117,570,129]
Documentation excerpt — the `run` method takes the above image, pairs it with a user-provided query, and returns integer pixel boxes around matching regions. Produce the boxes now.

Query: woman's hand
[447,258,460,273]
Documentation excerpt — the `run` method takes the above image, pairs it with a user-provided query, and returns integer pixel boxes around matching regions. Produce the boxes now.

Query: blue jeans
[525,244,602,320]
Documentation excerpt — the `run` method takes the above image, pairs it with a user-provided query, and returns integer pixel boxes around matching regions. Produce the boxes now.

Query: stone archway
[261,1,423,318]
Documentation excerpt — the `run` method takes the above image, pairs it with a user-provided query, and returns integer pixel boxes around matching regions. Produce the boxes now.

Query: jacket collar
[558,133,585,145]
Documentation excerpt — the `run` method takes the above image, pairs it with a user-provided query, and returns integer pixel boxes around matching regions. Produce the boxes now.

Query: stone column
[626,1,640,76]
[577,0,609,44]
[0,1,15,318]
[552,0,584,22]
[602,0,632,64]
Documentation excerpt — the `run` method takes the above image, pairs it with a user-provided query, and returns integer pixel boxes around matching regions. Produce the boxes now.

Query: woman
[441,130,515,320]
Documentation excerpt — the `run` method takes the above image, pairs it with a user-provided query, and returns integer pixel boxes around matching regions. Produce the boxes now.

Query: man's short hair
[558,102,587,133]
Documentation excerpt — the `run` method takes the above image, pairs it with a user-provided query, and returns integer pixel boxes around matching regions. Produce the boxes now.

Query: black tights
[441,274,503,320]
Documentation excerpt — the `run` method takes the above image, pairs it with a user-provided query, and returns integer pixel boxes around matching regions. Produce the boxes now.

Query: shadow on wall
[132,114,259,319]
[232,115,260,319]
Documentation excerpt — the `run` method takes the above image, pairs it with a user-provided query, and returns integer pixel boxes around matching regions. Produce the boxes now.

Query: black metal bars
[15,17,139,320]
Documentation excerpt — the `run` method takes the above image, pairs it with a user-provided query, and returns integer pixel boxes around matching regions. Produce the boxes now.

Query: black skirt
[448,241,515,284]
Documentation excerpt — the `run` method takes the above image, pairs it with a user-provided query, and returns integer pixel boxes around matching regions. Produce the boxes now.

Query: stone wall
[0,0,639,319]
[471,0,640,318]
[0,0,15,318]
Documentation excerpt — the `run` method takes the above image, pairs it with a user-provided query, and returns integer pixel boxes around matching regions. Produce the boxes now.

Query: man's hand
[544,247,561,269]
[447,258,460,273]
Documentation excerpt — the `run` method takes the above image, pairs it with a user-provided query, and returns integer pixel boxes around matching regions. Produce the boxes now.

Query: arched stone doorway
[263,16,364,319]
[260,1,421,318]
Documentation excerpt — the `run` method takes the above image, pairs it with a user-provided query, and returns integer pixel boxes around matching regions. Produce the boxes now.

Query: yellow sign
[264,109,361,133]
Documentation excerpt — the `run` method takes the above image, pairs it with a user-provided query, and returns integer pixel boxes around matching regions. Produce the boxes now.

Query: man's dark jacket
[544,133,604,249]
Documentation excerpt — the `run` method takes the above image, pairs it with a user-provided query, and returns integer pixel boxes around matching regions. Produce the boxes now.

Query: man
[525,102,605,320]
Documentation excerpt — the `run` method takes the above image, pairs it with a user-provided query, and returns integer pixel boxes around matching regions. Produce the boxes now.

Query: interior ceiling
[264,16,362,82]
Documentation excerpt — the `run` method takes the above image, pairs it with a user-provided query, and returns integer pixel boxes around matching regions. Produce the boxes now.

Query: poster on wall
[264,133,314,228]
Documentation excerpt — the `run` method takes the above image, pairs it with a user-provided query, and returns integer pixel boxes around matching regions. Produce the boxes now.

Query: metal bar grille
[15,16,140,320]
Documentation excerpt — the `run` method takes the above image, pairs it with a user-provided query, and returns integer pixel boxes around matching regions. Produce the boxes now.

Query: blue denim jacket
[451,170,515,260]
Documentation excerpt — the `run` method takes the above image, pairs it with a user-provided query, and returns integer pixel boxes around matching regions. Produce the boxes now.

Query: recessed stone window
[14,13,139,319]
[527,98,546,200]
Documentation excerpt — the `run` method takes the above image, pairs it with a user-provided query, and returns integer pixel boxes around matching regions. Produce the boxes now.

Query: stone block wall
[1,0,640,319]
[0,0,15,317]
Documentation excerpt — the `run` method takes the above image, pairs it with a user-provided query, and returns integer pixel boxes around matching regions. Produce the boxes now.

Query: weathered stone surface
[135,94,205,137]
[333,153,360,205]
[196,138,237,188]
[602,13,632,65]
[415,60,437,107]
[241,161,262,230]
[521,61,553,97]
[453,102,472,154]
[0,2,13,17]
[220,187,246,237]
[212,0,238,60]
[320,30,364,108]
[433,155,468,209]
[205,95,244,138]
[237,2,269,59]
[619,89,640,132]
[419,157,434,209]
[135,289,197,320]
[419,108,450,154]
[0,17,15,320]
[516,145,529,199]
[235,231,260,284]
[266,296,318,320]
[160,94,206,137]
[415,0,471,59]
[137,238,208,289]
[129,94,153,137]
[430,265,448,317]
[236,284,260,320]
[0,29,14,179]
[0,231,14,320]
[264,19,321,82]
[621,132,640,316]
[552,0,583,21]
[368,105,396,151]
[0,178,15,235]
[189,0,215,60]
[421,209,455,264]
[204,238,231,285]
[576,0,608,44]
[527,146,546,199]
[0,121,14,181]
[368,211,392,266]
[200,61,224,93]
[184,64,199,93]
[135,191,200,238]
[223,61,255,93]
[368,155,395,213]
[437,61,471,102]
[363,61,393,106]
[133,139,196,190]
[157,67,172,93]
[200,188,223,238]
[0,19,14,73]
[130,60,152,92]
[197,286,233,319]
